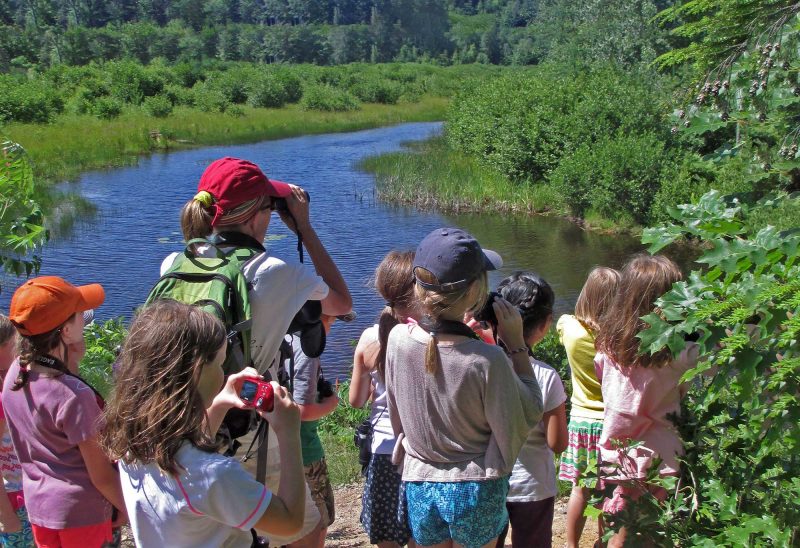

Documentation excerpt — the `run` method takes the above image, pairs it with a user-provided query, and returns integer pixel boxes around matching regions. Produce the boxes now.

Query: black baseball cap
[413,228,502,292]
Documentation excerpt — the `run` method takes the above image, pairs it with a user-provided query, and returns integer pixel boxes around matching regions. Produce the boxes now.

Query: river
[2,122,651,380]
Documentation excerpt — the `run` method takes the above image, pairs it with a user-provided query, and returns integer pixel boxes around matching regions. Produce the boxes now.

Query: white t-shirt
[507,358,567,502]
[358,326,396,455]
[119,444,272,548]
[161,247,328,373]
[162,244,326,543]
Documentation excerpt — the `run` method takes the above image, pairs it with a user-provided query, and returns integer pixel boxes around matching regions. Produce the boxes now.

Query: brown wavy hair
[374,250,416,379]
[574,266,621,333]
[595,254,682,369]
[100,300,226,475]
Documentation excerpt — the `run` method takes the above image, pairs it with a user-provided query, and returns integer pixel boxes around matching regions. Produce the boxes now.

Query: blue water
[2,122,647,379]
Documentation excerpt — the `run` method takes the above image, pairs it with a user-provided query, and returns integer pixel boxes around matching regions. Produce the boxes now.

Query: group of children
[0,156,696,548]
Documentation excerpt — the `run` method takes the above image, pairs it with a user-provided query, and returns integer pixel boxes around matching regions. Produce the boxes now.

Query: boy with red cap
[162,157,353,545]
[2,276,127,548]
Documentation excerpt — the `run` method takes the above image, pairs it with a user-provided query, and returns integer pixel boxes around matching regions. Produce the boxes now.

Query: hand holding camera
[277,185,311,235]
[239,378,301,435]
[492,296,526,351]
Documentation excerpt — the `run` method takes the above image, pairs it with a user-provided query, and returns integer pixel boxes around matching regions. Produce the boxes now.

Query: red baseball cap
[9,276,105,336]
[198,157,293,226]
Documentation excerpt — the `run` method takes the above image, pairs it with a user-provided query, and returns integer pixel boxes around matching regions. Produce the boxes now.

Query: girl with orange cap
[2,276,127,548]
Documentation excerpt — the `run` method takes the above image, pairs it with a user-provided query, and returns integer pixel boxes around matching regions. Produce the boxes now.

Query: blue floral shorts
[403,477,510,548]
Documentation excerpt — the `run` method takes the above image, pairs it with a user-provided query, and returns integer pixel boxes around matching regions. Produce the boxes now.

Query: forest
[1,0,673,67]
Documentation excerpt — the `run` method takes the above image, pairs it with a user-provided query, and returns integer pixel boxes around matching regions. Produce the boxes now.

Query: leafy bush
[351,77,403,104]
[91,97,123,119]
[161,84,195,107]
[549,132,668,223]
[300,85,360,112]
[0,76,64,123]
[80,318,127,398]
[143,94,173,118]
[193,82,231,113]
[0,140,48,282]
[246,73,289,108]
[106,60,166,105]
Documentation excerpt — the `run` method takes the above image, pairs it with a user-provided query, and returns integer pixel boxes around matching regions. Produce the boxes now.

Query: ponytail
[180,199,214,241]
[373,250,416,378]
[376,305,399,379]
[14,328,65,391]
[425,334,441,375]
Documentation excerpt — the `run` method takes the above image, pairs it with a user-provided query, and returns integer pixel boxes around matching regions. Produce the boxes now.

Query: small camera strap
[417,317,480,340]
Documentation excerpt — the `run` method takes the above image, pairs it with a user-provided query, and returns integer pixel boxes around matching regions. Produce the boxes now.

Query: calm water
[2,122,650,380]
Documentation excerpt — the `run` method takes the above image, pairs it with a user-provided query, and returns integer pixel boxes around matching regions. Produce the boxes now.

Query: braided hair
[497,271,554,340]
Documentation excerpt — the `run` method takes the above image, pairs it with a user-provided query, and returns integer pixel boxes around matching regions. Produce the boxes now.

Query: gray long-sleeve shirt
[385,323,543,481]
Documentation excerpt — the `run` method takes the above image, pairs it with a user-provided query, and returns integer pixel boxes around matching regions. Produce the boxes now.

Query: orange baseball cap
[9,276,105,336]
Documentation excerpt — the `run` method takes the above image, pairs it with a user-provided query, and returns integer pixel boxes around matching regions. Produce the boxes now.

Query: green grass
[5,97,449,183]
[318,381,370,486]
[359,136,566,215]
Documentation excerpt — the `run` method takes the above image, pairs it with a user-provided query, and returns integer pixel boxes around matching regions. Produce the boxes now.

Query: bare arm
[206,368,260,435]
[0,420,20,534]
[298,394,339,421]
[280,186,352,316]
[543,402,568,454]
[254,384,305,537]
[349,329,378,408]
[78,437,128,524]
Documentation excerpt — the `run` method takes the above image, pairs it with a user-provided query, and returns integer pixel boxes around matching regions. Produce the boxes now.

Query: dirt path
[327,482,599,548]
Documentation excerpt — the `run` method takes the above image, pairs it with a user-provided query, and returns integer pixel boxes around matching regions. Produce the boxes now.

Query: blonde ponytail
[180,199,214,241]
[414,269,488,375]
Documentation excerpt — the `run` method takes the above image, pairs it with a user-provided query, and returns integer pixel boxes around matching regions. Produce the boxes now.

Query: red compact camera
[239,378,274,412]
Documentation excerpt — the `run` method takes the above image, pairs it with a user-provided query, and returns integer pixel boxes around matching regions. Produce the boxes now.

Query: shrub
[161,84,195,107]
[143,94,173,118]
[193,82,230,113]
[107,60,166,105]
[246,74,288,108]
[0,76,64,123]
[549,132,667,223]
[351,77,403,104]
[91,97,123,119]
[300,85,360,112]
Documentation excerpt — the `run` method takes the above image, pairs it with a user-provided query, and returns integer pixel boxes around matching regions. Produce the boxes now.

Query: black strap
[210,231,266,253]
[32,354,106,408]
[417,317,480,340]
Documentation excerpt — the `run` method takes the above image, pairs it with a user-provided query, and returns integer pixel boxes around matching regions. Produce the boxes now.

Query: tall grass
[5,97,448,183]
[359,136,565,215]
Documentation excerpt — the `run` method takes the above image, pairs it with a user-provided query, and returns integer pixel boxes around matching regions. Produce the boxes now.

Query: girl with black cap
[384,228,543,548]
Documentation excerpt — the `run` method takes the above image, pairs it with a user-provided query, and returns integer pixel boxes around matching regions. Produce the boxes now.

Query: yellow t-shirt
[557,314,604,420]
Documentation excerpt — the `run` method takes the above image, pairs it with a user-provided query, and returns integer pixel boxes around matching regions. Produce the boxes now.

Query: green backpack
[145,238,260,375]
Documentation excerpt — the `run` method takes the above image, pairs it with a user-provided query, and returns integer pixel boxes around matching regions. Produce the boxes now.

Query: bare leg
[454,539,497,548]
[420,541,453,548]
[565,485,589,548]
[378,538,418,548]
[606,527,626,548]
[287,522,326,548]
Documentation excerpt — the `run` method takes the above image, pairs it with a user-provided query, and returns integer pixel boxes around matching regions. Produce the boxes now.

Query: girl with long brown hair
[101,300,306,547]
[349,250,417,548]
[594,254,698,548]
[384,228,543,548]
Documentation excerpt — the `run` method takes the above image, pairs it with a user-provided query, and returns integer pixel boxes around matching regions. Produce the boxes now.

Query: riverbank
[5,96,448,183]
[359,136,640,234]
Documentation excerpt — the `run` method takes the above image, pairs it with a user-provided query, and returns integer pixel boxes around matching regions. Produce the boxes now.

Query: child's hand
[493,297,526,351]
[259,382,300,436]
[278,185,311,234]
[212,367,261,411]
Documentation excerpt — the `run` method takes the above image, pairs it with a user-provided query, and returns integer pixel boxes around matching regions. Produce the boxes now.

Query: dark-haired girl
[493,272,567,548]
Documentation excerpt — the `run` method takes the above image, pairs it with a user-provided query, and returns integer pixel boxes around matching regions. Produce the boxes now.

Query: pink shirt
[595,345,698,480]
[1,359,111,529]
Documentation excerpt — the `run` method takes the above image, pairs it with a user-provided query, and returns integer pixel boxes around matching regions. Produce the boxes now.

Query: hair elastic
[194,191,214,207]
